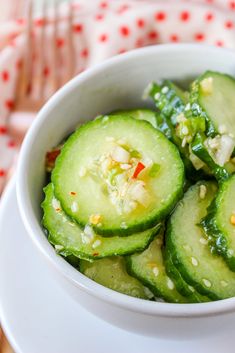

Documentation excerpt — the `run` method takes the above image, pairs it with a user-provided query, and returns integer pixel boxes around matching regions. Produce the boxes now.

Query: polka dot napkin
[0,0,235,194]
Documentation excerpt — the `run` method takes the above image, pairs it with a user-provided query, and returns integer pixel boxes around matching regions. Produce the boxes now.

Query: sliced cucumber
[191,132,229,181]
[126,234,190,303]
[167,181,235,300]
[164,247,210,302]
[79,256,153,299]
[201,175,235,271]
[190,71,235,138]
[42,183,160,260]
[52,115,184,236]
[111,109,159,128]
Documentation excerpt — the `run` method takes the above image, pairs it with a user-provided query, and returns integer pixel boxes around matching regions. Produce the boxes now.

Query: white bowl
[17,44,235,340]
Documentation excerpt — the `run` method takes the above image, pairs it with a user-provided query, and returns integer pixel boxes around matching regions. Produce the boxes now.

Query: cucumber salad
[42,71,235,303]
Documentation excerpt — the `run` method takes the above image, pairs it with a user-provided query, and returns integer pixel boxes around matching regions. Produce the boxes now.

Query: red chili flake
[132,162,145,179]
[70,191,77,196]
[155,12,166,21]
[73,24,83,33]
[216,40,224,47]
[95,14,104,20]
[5,99,14,110]
[229,1,235,10]
[136,18,145,28]
[0,169,6,177]
[225,20,234,29]
[81,48,89,58]
[205,13,214,21]
[46,149,61,171]
[0,126,7,134]
[148,30,158,40]
[56,38,65,48]
[170,34,179,42]
[43,66,50,77]
[56,208,61,212]
[35,18,45,26]
[99,33,108,42]
[194,33,205,41]
[93,252,99,256]
[120,26,130,37]
[1,70,9,82]
[7,140,16,148]
[99,1,108,9]
[180,11,190,21]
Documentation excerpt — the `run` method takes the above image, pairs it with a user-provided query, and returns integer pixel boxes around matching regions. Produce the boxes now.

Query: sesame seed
[227,249,234,257]
[120,163,131,170]
[55,244,64,252]
[71,201,78,212]
[199,237,208,245]
[181,126,189,136]
[167,277,175,290]
[92,239,102,249]
[181,137,187,148]
[221,280,228,287]
[188,285,195,293]
[191,257,198,266]
[81,234,91,244]
[185,103,191,111]
[152,266,159,277]
[154,92,161,100]
[202,279,212,288]
[218,124,227,134]
[199,184,207,199]
[52,197,61,210]
[161,86,169,94]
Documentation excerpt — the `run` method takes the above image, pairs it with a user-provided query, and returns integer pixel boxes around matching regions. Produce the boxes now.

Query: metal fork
[8,0,75,144]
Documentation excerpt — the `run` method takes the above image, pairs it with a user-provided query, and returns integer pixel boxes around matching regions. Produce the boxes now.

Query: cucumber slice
[42,184,160,260]
[126,234,190,303]
[111,109,158,128]
[164,247,210,302]
[201,175,235,271]
[52,115,184,236]
[191,132,229,181]
[167,181,235,300]
[190,71,235,138]
[80,256,153,299]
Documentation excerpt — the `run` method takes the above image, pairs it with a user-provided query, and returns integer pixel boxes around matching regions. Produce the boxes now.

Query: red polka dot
[99,1,108,9]
[120,26,130,37]
[73,24,83,33]
[0,126,7,134]
[135,38,144,48]
[225,20,234,29]
[216,40,224,47]
[35,18,45,26]
[5,100,14,110]
[180,11,190,21]
[148,30,158,40]
[117,4,129,14]
[170,34,179,42]
[43,66,50,77]
[81,48,89,58]
[205,12,214,21]
[194,33,205,41]
[229,1,235,10]
[56,38,65,48]
[155,11,166,21]
[118,48,126,54]
[95,14,104,20]
[7,140,16,148]
[0,169,6,177]
[136,18,145,28]
[2,71,9,82]
[99,33,108,42]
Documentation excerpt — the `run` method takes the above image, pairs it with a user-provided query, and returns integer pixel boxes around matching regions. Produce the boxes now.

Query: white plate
[0,181,234,353]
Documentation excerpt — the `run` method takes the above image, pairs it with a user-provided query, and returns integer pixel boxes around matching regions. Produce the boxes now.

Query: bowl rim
[16,43,235,318]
